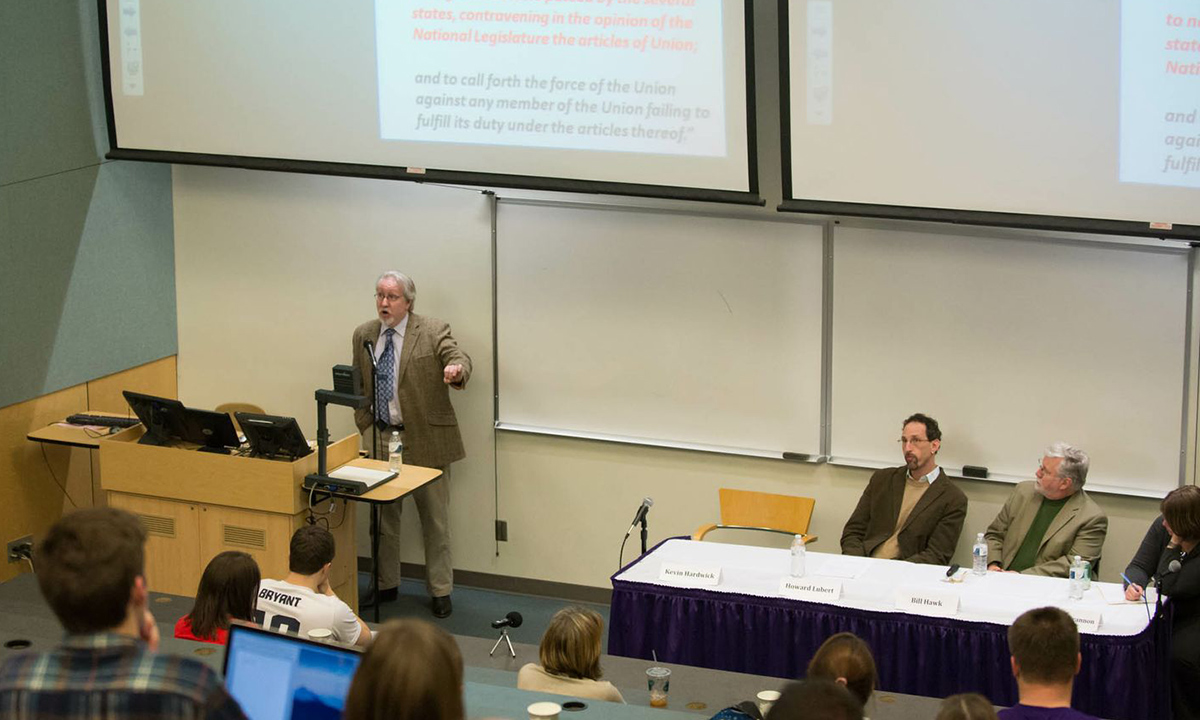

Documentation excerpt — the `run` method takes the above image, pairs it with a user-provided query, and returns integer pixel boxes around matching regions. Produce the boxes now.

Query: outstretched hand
[443,364,464,385]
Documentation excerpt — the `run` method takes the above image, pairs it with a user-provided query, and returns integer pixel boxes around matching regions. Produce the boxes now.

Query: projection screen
[781,0,1200,238]
[101,0,756,200]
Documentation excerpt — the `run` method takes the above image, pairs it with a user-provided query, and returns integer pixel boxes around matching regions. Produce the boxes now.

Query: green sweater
[1008,496,1068,572]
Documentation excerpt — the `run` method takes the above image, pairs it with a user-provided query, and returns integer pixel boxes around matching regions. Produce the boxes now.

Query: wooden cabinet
[100,428,360,610]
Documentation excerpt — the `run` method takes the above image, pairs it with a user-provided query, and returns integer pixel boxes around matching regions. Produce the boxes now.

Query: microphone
[363,340,377,369]
[626,497,653,537]
[491,611,523,629]
[1170,559,1183,574]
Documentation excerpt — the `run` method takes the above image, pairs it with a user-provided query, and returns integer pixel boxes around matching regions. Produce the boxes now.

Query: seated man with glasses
[985,443,1107,577]
[841,413,968,565]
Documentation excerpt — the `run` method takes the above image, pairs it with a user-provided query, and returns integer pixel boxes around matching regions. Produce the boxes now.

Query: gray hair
[377,271,416,309]
[1045,442,1089,490]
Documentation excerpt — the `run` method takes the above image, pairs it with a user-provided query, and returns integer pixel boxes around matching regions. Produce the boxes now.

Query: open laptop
[223,622,363,720]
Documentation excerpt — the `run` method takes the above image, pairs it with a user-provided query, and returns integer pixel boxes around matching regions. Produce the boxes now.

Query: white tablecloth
[615,539,1151,636]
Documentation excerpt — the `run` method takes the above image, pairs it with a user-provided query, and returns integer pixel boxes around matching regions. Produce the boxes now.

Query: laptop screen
[224,623,363,720]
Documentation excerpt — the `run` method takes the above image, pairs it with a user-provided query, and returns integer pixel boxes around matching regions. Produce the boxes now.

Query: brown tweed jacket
[351,313,471,469]
[840,466,968,565]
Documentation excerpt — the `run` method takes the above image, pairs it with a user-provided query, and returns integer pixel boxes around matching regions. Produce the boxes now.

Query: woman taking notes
[1122,485,1200,720]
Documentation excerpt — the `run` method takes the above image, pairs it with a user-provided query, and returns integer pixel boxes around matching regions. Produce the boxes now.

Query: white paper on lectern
[327,466,394,490]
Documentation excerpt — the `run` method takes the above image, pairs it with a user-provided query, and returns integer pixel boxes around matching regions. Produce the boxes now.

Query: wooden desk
[314,457,442,621]
[25,413,136,449]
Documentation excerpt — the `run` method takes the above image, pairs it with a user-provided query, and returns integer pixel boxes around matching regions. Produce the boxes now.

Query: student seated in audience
[518,606,624,703]
[985,443,1106,577]
[175,551,260,645]
[0,508,246,719]
[767,679,863,720]
[1000,606,1097,719]
[343,618,464,720]
[805,632,877,711]
[1122,485,1200,720]
[255,524,370,646]
[937,694,999,720]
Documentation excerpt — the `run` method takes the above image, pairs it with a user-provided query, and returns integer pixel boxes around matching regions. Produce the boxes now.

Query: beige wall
[0,357,177,583]
[172,166,1170,588]
[493,432,1161,585]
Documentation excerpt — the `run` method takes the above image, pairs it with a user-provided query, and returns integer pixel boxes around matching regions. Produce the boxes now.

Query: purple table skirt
[609,538,1172,720]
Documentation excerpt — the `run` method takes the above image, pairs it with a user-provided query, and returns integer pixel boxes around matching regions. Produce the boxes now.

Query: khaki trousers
[364,429,453,597]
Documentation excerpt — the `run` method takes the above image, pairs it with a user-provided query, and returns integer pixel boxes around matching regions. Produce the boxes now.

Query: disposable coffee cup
[646,666,671,708]
[756,690,781,716]
[527,701,562,719]
[307,628,333,643]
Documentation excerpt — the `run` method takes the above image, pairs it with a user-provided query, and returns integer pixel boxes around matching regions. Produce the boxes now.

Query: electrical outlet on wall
[495,520,508,542]
[7,535,33,563]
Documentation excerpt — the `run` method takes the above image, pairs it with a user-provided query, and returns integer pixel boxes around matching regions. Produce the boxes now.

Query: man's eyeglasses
[897,437,930,446]
[375,292,404,303]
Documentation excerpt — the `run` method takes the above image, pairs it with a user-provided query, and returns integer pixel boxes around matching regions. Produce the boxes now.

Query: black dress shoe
[372,586,398,603]
[431,595,452,618]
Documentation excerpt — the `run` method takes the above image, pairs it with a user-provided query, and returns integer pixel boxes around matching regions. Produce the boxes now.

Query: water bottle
[1068,555,1084,600]
[972,533,988,575]
[1080,559,1091,591]
[388,431,402,472]
[790,535,806,577]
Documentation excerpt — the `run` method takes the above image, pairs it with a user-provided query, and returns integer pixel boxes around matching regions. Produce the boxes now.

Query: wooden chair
[692,488,818,544]
[214,402,266,434]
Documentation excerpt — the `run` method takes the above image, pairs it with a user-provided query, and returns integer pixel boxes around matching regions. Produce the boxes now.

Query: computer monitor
[236,412,312,460]
[178,407,240,453]
[122,390,188,446]
[223,622,362,720]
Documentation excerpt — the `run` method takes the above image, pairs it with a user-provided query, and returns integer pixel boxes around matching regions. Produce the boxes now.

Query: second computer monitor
[236,412,312,460]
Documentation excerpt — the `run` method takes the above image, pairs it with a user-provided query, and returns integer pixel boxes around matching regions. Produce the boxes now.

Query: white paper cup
[307,628,332,643]
[756,689,781,716]
[527,701,562,720]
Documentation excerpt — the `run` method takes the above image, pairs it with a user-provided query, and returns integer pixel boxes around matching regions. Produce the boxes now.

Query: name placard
[895,587,960,617]
[779,576,843,602]
[1067,607,1103,632]
[659,562,722,587]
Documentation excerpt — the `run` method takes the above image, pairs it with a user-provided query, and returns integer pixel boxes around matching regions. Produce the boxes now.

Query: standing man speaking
[352,270,471,618]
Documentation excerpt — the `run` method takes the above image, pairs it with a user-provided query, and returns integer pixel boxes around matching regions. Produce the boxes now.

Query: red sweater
[173,615,228,645]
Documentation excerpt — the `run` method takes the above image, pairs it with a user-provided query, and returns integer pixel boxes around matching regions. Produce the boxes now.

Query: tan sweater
[517,664,625,703]
[871,475,932,560]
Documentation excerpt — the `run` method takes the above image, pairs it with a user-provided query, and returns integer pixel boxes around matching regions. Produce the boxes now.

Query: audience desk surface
[0,572,948,719]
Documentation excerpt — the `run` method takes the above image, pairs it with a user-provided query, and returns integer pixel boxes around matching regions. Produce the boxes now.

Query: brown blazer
[984,481,1107,577]
[840,466,968,565]
[352,313,471,469]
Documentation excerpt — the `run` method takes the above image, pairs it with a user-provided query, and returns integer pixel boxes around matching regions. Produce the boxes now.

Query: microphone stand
[363,341,380,461]
[362,340,382,611]
[490,626,516,658]
[640,512,649,556]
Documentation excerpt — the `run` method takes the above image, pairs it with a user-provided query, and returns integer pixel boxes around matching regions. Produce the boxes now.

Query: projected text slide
[376,0,727,157]
[1121,0,1200,191]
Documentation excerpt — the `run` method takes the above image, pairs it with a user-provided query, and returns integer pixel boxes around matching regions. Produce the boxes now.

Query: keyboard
[65,414,141,429]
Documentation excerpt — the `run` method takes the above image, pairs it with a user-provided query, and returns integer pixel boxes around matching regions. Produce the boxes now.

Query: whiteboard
[496,201,824,457]
[830,224,1189,496]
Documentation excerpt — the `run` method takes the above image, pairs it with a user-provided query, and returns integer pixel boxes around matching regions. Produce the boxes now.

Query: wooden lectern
[98,427,361,609]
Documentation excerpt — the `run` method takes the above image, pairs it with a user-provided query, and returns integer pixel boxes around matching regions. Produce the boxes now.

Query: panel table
[609,538,1169,720]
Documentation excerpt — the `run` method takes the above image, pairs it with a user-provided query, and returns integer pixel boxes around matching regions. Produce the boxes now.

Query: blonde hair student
[517,606,624,703]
